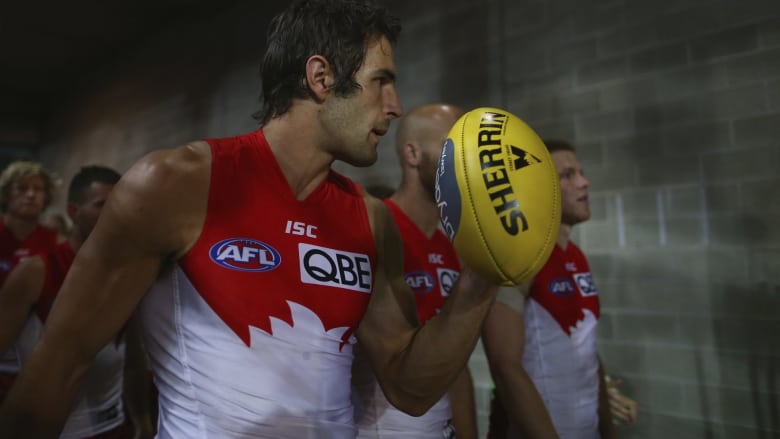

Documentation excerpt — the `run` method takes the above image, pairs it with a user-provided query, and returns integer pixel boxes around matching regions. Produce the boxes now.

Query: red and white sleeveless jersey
[387,199,460,324]
[140,129,377,438]
[353,199,460,439]
[0,223,58,373]
[522,242,601,439]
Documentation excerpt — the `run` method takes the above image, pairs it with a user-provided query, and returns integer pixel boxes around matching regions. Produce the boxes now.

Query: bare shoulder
[103,141,212,259]
[361,192,395,246]
[121,141,211,189]
[361,192,385,236]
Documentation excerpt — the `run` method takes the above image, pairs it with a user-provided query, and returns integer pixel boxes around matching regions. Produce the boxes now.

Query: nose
[578,172,590,189]
[384,86,403,119]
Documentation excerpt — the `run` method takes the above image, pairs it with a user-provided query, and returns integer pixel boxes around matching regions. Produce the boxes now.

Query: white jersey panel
[140,265,357,439]
[352,349,453,439]
[520,298,600,439]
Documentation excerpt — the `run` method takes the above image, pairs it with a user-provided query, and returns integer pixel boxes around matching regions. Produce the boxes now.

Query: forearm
[0,339,88,437]
[494,365,559,439]
[449,367,477,439]
[0,312,30,356]
[597,360,617,439]
[396,269,495,412]
[367,268,496,415]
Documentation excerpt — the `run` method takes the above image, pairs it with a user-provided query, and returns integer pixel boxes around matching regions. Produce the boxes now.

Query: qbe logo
[573,272,598,297]
[436,268,459,297]
[209,238,281,272]
[299,243,372,293]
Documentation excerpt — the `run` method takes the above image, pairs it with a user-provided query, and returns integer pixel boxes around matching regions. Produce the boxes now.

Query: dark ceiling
[0,0,240,147]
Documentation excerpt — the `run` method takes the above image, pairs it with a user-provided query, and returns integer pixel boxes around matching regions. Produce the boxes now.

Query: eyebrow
[375,68,396,82]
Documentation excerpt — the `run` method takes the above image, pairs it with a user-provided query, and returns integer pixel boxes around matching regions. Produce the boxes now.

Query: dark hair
[543,139,576,154]
[254,0,401,124]
[68,165,121,205]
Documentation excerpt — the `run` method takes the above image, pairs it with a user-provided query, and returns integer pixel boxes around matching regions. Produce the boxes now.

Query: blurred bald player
[352,104,477,439]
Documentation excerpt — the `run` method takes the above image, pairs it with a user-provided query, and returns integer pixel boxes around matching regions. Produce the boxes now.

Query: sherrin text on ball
[435,107,561,285]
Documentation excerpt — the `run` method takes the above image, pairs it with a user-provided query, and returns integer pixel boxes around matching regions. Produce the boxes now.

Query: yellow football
[435,107,561,285]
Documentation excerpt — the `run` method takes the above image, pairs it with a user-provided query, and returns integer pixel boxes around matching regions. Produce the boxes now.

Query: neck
[557,222,573,249]
[2,213,39,241]
[389,180,439,238]
[262,108,334,201]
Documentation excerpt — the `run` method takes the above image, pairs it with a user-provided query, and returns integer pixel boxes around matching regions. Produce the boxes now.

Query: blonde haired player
[0,161,60,403]
[483,139,618,439]
[352,104,477,439]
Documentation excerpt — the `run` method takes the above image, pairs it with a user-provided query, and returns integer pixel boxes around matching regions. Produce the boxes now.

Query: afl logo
[405,271,435,294]
[548,277,575,297]
[209,238,281,272]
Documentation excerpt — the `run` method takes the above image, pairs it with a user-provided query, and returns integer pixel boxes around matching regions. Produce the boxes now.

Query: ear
[402,142,421,168]
[304,55,335,102]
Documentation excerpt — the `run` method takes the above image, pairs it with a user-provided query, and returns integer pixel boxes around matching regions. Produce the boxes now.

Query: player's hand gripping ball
[435,107,561,285]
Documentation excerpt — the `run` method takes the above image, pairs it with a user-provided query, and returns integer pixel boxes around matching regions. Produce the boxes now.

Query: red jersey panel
[180,129,377,348]
[528,242,600,335]
[0,223,58,286]
[385,200,460,324]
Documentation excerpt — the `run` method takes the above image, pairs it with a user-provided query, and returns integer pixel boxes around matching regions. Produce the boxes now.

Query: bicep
[40,146,209,364]
[41,200,172,363]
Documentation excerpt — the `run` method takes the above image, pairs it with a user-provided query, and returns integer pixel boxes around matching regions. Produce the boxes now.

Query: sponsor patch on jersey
[299,243,372,293]
[574,272,598,297]
[548,277,576,297]
[437,268,459,297]
[405,271,435,294]
[209,238,281,272]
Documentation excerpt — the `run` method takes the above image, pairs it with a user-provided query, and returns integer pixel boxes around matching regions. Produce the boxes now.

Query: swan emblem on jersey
[196,239,373,352]
[250,300,357,351]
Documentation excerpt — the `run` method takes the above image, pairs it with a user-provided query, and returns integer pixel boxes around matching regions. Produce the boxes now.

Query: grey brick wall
[35,0,779,437]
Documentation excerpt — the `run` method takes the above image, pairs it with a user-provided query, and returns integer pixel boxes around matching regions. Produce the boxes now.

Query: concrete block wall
[34,0,779,437]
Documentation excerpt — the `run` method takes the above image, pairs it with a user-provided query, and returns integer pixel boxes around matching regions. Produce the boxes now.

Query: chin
[340,152,378,168]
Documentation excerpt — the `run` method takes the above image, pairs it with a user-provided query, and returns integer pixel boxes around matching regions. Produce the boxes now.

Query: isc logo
[285,220,317,238]
[548,277,575,297]
[299,243,372,293]
[209,238,281,272]
[405,271,435,294]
